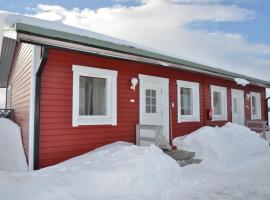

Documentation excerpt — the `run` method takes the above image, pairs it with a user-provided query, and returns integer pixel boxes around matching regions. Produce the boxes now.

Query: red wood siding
[8,43,33,161]
[39,48,266,168]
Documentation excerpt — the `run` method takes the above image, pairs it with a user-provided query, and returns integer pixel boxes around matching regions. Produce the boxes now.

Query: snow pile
[173,123,270,169]
[0,118,28,172]
[234,78,250,86]
[0,142,183,200]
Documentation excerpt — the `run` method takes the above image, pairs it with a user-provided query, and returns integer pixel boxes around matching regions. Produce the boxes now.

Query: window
[6,85,12,109]
[210,85,227,121]
[233,97,237,114]
[177,80,200,123]
[79,76,106,116]
[250,92,261,120]
[146,89,156,113]
[72,65,117,127]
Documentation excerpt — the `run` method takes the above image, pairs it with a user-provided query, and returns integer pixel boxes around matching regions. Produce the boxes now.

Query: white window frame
[250,92,261,120]
[210,85,228,121]
[177,80,200,123]
[72,65,117,127]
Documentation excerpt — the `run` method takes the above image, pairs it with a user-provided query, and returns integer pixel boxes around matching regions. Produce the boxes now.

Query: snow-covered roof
[1,12,270,87]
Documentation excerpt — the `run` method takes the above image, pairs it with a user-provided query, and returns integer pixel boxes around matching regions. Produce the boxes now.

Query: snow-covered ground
[0,118,28,172]
[0,142,183,200]
[173,122,270,169]
[174,123,270,200]
[0,122,270,200]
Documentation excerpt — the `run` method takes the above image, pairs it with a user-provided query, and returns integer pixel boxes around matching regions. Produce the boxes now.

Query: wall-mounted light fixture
[131,78,138,91]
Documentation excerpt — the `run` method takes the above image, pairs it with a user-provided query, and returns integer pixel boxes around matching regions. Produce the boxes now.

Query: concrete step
[177,159,202,167]
[164,149,195,161]
[164,149,201,167]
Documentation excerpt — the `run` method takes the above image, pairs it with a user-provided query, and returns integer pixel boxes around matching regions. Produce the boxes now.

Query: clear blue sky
[0,0,269,45]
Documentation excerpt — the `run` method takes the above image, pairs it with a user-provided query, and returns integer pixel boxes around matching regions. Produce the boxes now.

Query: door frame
[139,74,170,141]
[231,89,245,125]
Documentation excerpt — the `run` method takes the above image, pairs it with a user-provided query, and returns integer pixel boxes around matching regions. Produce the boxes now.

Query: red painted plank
[39,48,266,168]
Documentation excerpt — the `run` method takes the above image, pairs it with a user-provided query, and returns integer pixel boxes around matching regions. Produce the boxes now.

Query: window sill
[251,116,262,120]
[211,117,228,121]
[73,116,117,127]
[178,116,200,123]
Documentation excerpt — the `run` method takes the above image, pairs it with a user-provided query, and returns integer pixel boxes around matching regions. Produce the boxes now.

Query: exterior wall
[39,48,266,168]
[8,43,33,161]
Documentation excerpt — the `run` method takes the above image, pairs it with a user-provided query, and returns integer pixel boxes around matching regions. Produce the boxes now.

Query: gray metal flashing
[14,22,270,87]
[0,37,16,88]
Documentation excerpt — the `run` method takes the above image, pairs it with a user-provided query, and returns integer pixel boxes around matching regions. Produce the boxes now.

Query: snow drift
[0,118,28,172]
[0,142,183,200]
[173,123,270,169]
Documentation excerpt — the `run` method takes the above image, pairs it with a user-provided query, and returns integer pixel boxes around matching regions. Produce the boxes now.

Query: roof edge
[14,22,270,88]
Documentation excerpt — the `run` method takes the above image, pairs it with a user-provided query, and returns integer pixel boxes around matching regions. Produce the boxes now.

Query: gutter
[14,23,270,88]
[33,47,48,170]
[16,33,270,88]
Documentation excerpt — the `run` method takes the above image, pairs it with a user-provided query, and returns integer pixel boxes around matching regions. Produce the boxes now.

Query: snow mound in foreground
[0,118,28,172]
[0,142,182,199]
[173,123,270,169]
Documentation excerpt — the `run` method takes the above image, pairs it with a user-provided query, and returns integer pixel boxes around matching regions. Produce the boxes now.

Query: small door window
[145,89,157,113]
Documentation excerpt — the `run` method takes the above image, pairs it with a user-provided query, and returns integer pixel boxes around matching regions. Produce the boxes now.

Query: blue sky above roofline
[0,0,269,45]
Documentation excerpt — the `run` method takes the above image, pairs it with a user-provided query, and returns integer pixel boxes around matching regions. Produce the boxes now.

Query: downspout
[202,75,206,126]
[266,97,270,126]
[33,47,48,170]
[5,88,7,109]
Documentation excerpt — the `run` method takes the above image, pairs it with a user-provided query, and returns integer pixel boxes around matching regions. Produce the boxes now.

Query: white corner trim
[250,91,262,120]
[28,45,42,170]
[72,65,118,127]
[177,80,200,123]
[210,85,228,121]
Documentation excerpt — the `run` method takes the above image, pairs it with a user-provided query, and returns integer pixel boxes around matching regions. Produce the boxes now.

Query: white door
[139,74,169,141]
[231,89,245,125]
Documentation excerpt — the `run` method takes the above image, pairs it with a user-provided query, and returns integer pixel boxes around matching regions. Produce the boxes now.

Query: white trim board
[28,45,42,170]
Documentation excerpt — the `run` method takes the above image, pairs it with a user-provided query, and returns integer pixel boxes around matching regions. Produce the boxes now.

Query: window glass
[145,89,156,113]
[233,98,237,114]
[6,86,11,109]
[79,76,106,115]
[251,96,257,116]
[213,91,222,115]
[180,87,193,115]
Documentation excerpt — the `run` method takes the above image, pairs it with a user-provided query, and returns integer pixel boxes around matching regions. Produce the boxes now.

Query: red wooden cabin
[0,18,269,170]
